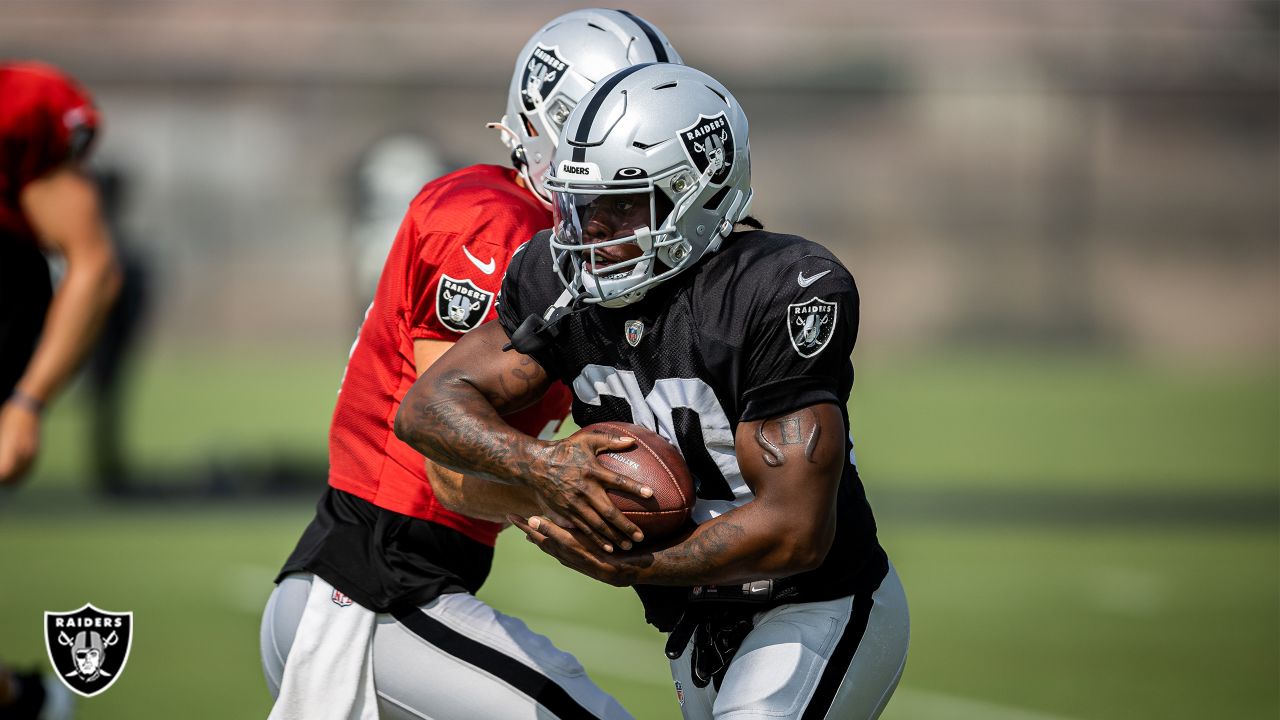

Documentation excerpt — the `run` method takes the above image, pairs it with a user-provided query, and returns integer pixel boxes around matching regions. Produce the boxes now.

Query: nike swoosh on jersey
[462,245,497,275]
[796,269,831,287]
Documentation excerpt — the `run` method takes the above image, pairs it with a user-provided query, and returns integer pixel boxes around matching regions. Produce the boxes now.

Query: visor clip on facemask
[634,226,654,253]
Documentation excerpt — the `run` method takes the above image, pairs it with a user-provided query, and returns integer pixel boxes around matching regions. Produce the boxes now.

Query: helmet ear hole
[651,189,683,268]
[519,113,538,137]
[653,190,675,226]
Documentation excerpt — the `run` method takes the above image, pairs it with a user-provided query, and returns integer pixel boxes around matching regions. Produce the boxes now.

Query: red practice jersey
[0,61,99,247]
[328,163,571,546]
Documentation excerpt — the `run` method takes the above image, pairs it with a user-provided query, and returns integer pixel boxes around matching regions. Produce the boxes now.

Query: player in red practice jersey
[0,61,118,720]
[0,62,121,487]
[260,10,683,719]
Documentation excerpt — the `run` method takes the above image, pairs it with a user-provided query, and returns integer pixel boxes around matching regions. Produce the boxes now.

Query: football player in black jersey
[395,63,909,719]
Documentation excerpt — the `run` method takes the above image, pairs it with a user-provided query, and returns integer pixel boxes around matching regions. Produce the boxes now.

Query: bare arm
[515,402,845,587]
[0,168,121,484]
[412,337,541,522]
[394,321,653,551]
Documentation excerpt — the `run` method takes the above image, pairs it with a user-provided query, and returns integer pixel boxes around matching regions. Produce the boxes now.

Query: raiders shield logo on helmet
[437,275,495,333]
[44,604,133,698]
[787,297,838,358]
[678,112,735,186]
[521,44,570,112]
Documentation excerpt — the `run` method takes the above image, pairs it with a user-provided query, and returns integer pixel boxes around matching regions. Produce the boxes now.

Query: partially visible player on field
[0,62,121,487]
[0,60,117,720]
[0,62,120,485]
[259,10,682,719]
[395,63,911,719]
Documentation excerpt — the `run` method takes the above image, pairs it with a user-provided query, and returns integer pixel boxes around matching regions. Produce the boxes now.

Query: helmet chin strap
[486,120,521,148]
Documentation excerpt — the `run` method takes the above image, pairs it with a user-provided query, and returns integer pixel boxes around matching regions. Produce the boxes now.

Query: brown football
[575,421,695,541]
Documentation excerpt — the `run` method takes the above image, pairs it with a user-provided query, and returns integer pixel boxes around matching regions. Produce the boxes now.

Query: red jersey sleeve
[405,229,509,342]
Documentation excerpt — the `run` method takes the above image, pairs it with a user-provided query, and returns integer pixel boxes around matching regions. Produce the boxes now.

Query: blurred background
[1,1,1276,718]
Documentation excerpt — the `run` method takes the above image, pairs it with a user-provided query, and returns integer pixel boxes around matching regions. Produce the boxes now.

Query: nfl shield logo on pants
[44,604,133,698]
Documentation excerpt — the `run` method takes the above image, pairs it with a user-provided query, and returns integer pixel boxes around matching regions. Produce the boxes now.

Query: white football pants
[669,563,909,720]
[261,573,633,720]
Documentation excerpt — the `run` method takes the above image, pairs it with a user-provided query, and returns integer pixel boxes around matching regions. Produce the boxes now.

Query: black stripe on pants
[800,585,881,719]
[392,607,601,720]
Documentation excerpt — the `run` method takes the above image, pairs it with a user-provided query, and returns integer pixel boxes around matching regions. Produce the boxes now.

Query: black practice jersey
[498,229,887,630]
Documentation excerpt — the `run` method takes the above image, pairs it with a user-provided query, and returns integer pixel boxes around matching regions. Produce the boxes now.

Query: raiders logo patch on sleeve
[436,275,495,333]
[787,297,837,358]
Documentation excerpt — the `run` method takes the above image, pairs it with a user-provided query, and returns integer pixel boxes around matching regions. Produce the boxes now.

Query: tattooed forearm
[651,521,748,580]
[406,392,528,485]
[393,365,551,486]
[753,408,822,467]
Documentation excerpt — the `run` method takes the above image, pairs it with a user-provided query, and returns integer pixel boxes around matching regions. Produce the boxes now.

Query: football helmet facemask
[545,64,752,308]
[492,9,681,207]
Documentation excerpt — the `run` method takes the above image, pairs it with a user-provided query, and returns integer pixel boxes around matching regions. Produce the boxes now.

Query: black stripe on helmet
[570,62,653,162]
[616,9,669,63]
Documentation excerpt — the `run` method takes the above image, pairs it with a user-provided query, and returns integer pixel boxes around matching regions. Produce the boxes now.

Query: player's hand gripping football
[509,513,645,587]
[525,430,653,553]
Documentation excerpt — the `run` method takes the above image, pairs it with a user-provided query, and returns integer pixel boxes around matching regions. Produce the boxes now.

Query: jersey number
[571,365,753,520]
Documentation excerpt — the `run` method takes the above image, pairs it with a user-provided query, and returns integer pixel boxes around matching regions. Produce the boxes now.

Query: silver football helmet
[545,64,752,307]
[492,9,682,207]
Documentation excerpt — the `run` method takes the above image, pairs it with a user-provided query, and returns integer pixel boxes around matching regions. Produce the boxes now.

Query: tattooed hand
[525,430,654,552]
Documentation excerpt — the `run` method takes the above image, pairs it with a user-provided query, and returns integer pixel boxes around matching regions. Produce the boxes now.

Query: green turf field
[0,504,1274,719]
[2,349,1276,718]
[23,348,1280,495]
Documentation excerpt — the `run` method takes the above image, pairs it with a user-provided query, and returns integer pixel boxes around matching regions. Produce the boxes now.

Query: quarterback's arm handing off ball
[515,403,845,587]
[396,322,653,552]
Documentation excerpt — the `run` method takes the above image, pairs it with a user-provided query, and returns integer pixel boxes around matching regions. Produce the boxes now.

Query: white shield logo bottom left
[44,603,134,698]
